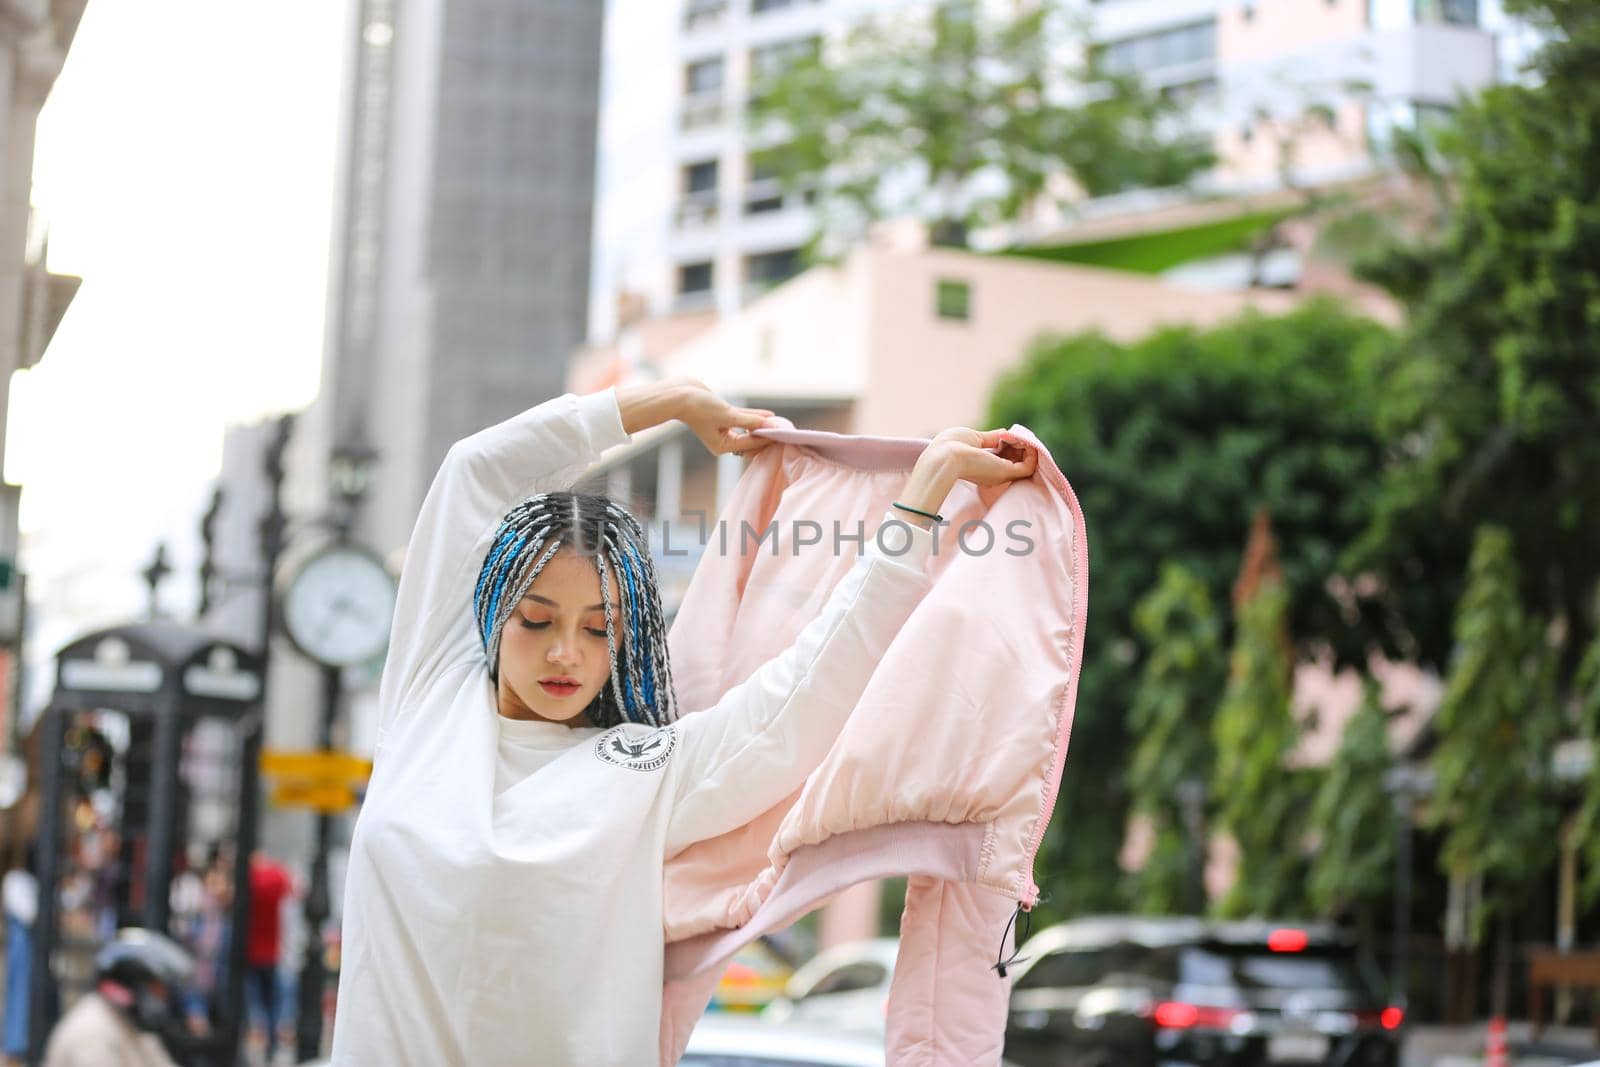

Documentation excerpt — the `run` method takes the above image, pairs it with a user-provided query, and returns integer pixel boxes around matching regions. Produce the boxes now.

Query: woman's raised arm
[374,380,771,743]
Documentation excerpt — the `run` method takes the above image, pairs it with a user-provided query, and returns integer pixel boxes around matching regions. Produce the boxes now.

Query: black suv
[1002,916,1402,1067]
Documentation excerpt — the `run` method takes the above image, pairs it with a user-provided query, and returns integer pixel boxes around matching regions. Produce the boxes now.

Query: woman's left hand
[676,379,778,457]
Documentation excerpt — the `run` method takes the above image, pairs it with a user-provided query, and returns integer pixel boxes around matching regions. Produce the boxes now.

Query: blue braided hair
[473,491,678,728]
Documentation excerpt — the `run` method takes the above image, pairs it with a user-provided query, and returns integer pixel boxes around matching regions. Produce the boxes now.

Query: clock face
[281,547,398,668]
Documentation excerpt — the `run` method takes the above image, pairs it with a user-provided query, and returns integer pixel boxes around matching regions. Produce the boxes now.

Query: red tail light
[1356,1006,1405,1030]
[1266,928,1309,952]
[1150,1001,1243,1029]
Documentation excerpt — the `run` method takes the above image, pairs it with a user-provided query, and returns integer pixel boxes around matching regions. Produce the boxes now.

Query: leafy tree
[1307,677,1395,930]
[1125,563,1224,914]
[1426,527,1560,946]
[747,0,1212,253]
[1348,0,1600,684]
[1211,519,1311,919]
[987,301,1391,915]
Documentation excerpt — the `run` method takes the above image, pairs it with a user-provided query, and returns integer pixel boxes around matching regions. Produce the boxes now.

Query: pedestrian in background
[2,850,37,1067]
[244,850,295,1064]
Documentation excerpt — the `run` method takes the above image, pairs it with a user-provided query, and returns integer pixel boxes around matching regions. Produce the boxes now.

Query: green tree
[1306,677,1395,931]
[1348,0,1600,684]
[988,301,1391,915]
[747,0,1212,253]
[1427,527,1560,947]
[1126,563,1224,914]
[1212,538,1311,919]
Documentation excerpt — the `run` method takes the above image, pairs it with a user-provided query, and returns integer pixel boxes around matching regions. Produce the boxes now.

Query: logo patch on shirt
[594,725,677,772]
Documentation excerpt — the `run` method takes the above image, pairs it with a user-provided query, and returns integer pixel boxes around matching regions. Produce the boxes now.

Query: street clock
[279,544,398,668]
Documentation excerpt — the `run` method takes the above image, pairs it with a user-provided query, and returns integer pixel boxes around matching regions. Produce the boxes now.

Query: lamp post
[295,441,379,1062]
[1384,763,1430,1011]
[140,542,173,619]
[1176,778,1207,915]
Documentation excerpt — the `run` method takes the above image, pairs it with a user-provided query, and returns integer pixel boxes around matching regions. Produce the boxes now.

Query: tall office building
[639,0,1516,321]
[310,0,606,563]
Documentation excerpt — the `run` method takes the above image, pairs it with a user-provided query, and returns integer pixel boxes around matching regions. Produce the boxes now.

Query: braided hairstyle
[472,491,679,729]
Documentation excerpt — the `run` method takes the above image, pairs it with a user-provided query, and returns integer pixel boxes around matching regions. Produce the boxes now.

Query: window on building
[1160,77,1217,106]
[683,0,728,31]
[1417,0,1478,24]
[752,0,819,13]
[679,261,714,295]
[685,57,725,96]
[935,279,972,321]
[744,194,785,215]
[684,160,719,195]
[1097,19,1217,77]
[745,248,803,287]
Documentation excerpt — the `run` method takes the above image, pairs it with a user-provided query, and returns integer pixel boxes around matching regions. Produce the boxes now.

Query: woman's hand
[893,427,1037,527]
[928,428,1038,486]
[616,377,777,456]
[675,379,778,457]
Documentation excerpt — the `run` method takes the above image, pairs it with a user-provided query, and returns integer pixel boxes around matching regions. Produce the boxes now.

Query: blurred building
[280,0,606,748]
[0,0,87,754]
[641,0,1524,322]
[306,0,606,568]
[1093,0,1510,191]
[203,0,607,924]
[666,0,916,319]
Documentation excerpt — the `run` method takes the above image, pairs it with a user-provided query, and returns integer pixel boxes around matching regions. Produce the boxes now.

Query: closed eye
[517,618,608,639]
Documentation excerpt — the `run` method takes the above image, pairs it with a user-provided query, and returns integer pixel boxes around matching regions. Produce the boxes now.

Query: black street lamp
[1176,778,1207,915]
[327,442,380,535]
[140,542,173,619]
[295,440,380,1063]
[1384,764,1431,1011]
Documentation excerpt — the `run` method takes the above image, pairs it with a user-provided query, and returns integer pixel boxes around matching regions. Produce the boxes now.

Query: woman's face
[496,548,622,725]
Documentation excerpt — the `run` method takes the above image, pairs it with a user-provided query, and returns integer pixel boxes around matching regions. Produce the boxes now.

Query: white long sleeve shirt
[330,389,933,1066]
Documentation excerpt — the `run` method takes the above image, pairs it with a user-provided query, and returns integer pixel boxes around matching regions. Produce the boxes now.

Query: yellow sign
[260,750,373,784]
[270,780,356,813]
[261,750,372,812]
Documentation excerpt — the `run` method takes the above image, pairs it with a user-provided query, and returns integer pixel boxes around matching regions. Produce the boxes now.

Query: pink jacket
[660,422,1088,1066]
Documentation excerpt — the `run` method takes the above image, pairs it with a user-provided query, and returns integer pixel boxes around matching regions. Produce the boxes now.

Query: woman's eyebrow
[521,593,614,611]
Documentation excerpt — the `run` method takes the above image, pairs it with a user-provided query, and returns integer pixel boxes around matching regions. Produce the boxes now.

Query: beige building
[573,223,1302,540]
[0,0,86,750]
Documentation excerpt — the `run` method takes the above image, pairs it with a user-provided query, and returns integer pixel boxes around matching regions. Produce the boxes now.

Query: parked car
[761,937,898,1031]
[1003,915,1403,1067]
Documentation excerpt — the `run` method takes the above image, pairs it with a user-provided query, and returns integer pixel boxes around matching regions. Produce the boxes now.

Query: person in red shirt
[244,852,295,1063]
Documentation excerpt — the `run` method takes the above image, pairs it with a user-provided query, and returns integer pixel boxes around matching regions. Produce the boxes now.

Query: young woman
[329,378,1037,1066]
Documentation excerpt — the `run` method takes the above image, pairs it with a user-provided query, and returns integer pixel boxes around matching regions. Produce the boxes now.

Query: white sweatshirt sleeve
[664,511,935,854]
[376,389,631,740]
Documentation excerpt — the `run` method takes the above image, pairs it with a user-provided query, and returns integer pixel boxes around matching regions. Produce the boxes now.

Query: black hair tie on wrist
[891,501,944,524]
